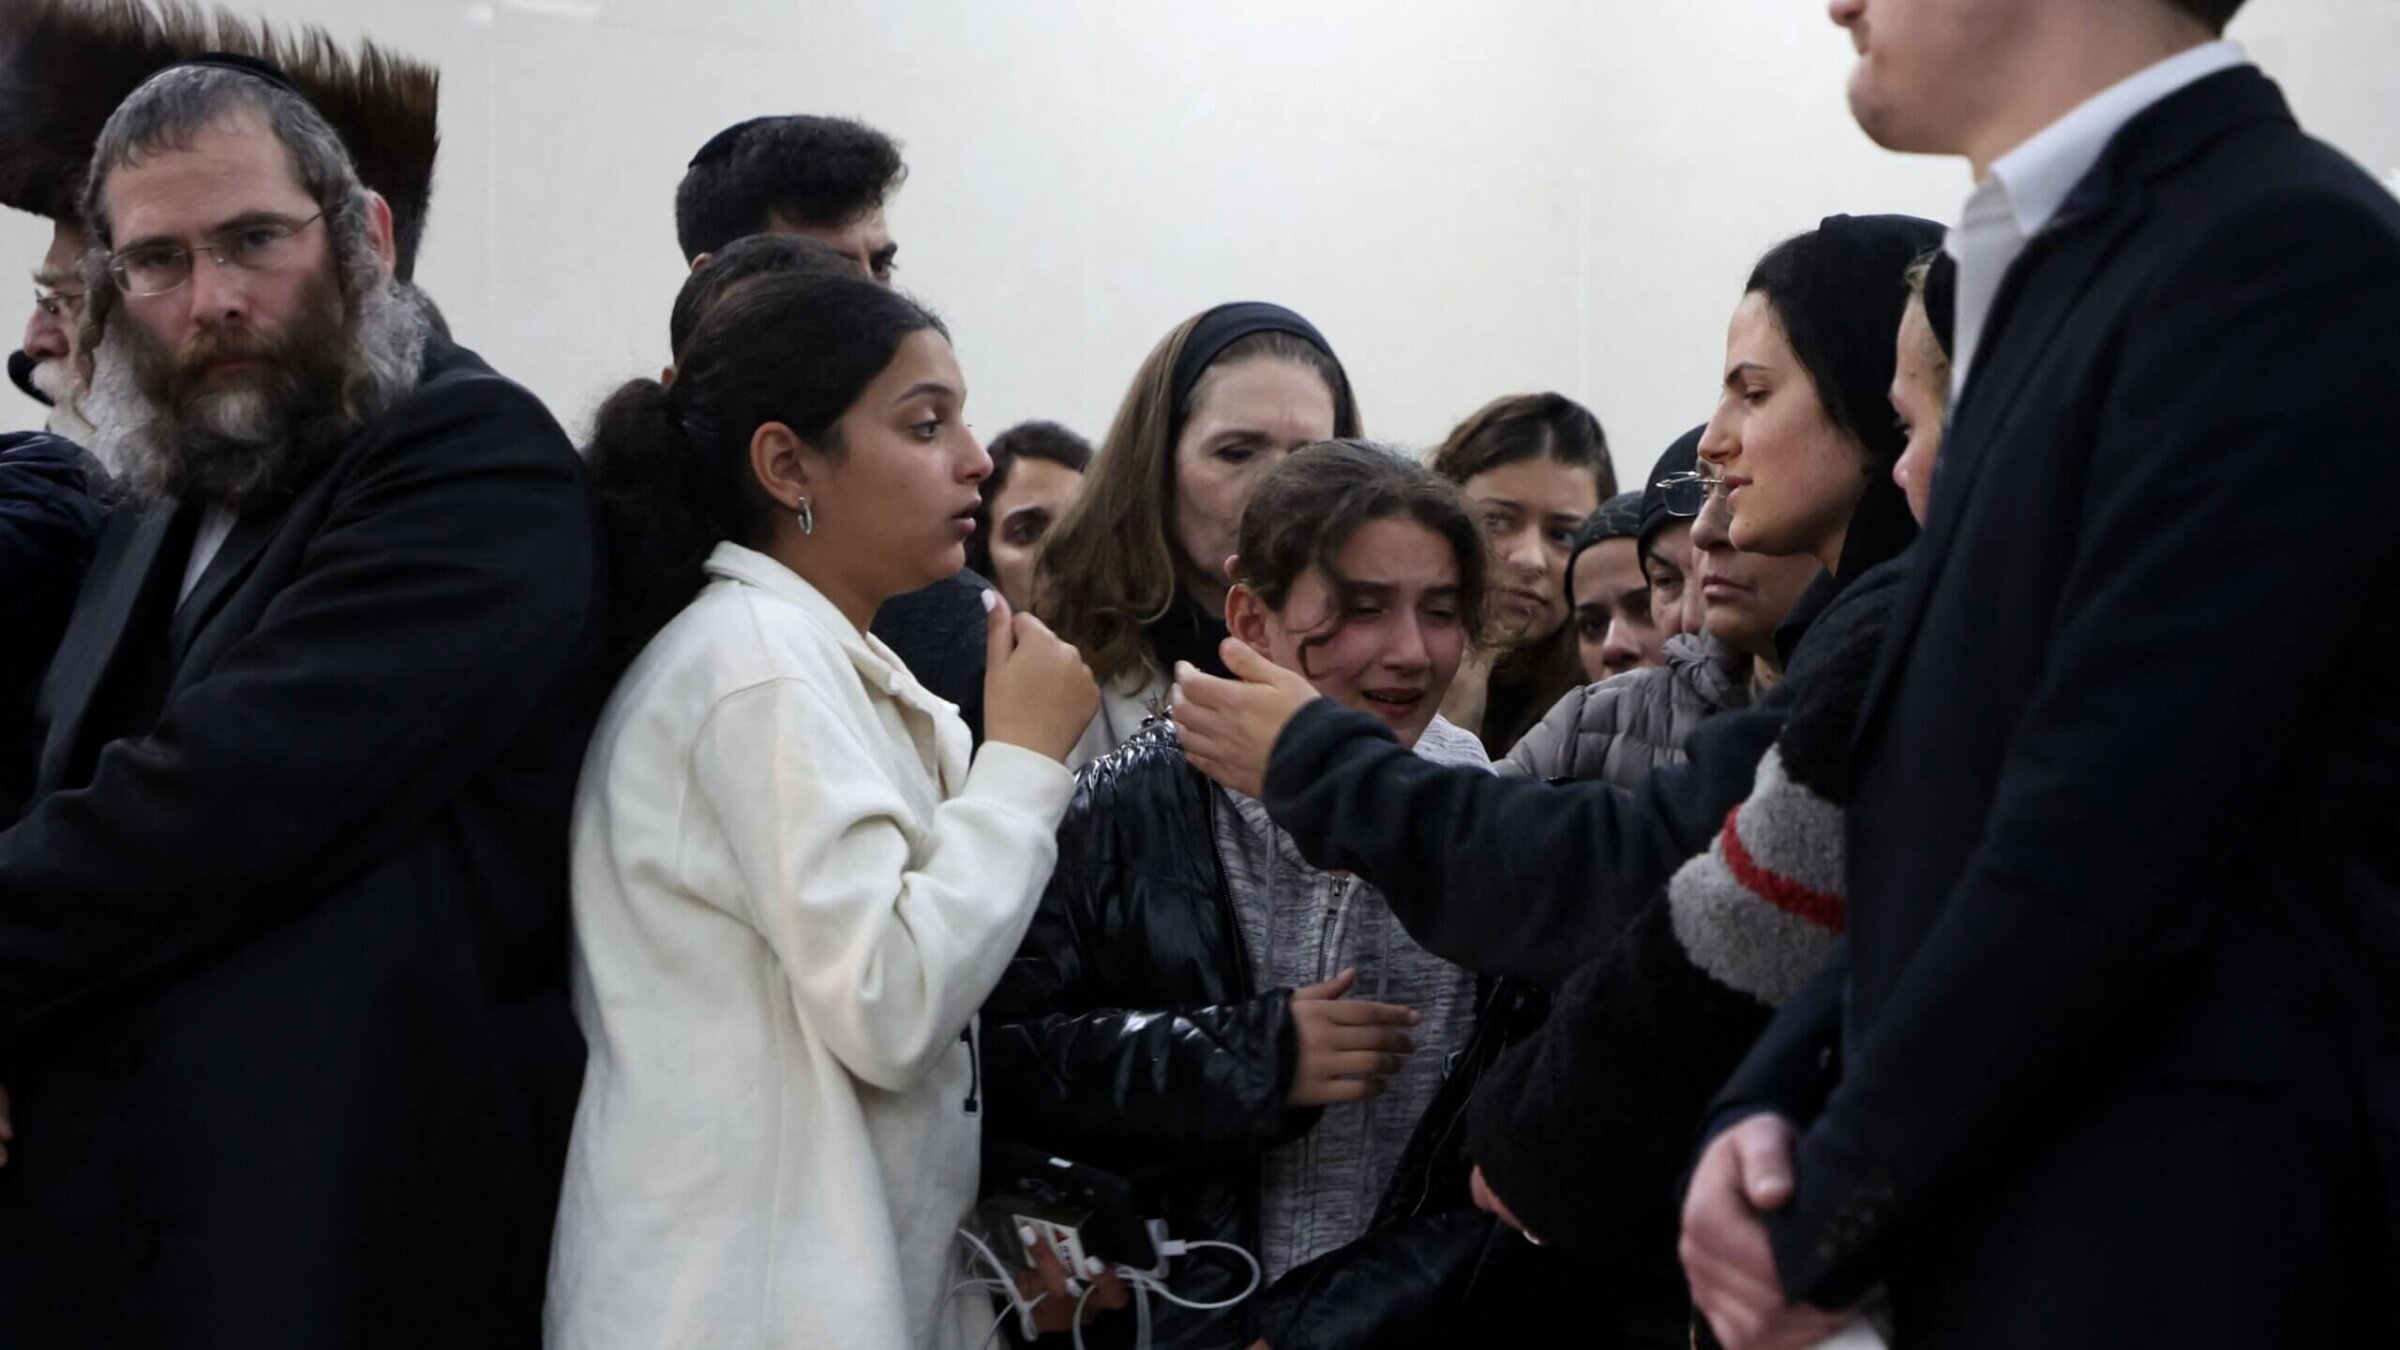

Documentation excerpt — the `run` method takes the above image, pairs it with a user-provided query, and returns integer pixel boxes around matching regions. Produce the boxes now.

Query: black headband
[689,116,781,167]
[167,52,307,100]
[1167,301,1350,428]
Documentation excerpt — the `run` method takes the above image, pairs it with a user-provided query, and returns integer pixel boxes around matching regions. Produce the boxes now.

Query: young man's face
[768,205,896,285]
[1827,0,2021,156]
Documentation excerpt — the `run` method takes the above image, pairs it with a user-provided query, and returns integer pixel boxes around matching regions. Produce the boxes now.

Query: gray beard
[28,357,102,456]
[83,275,433,510]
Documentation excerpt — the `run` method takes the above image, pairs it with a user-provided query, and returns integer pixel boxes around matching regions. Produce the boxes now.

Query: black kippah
[688,116,782,167]
[168,52,307,99]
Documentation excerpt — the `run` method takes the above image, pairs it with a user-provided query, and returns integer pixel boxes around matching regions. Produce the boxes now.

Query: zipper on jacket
[1291,872,1354,1268]
[1315,875,1354,983]
[1197,776,1257,1002]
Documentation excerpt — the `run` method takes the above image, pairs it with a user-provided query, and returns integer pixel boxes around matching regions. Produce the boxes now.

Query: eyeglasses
[32,285,86,321]
[105,212,325,297]
[1652,471,1726,518]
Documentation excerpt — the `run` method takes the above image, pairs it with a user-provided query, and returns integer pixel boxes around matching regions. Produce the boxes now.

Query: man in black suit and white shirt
[1682,2,2400,1346]
[0,58,598,1346]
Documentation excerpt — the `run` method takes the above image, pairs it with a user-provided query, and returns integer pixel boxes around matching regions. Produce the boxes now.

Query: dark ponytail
[585,377,741,670]
[586,271,947,668]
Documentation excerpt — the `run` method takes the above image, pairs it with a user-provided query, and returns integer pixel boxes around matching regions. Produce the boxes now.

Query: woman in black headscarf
[1170,215,1941,991]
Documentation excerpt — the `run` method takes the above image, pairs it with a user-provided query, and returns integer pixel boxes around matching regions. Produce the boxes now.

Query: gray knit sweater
[1211,714,1492,1283]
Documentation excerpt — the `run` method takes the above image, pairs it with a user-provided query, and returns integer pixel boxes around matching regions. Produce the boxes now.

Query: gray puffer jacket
[1499,632,1752,787]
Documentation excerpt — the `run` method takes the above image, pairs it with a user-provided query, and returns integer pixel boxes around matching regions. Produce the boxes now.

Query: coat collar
[167,506,277,663]
[36,500,181,794]
[1982,42,2248,242]
[701,541,955,717]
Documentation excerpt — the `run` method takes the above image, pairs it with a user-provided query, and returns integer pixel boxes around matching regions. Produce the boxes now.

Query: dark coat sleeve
[0,377,598,1047]
[981,790,1309,1157]
[1262,691,1785,986]
[0,434,106,821]
[1702,943,1849,1141]
[1767,192,2400,1309]
[1248,1209,1496,1350]
[1466,899,1774,1270]
[0,433,105,643]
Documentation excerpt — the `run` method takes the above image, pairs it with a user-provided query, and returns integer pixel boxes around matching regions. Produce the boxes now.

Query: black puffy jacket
[982,725,1307,1350]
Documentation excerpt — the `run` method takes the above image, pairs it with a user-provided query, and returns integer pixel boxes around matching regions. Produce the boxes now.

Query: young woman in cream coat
[546,273,1099,1350]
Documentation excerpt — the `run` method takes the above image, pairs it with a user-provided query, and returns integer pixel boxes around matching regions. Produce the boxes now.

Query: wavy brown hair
[1034,314,1359,685]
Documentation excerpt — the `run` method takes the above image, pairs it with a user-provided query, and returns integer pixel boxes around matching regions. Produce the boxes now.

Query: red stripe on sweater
[1717,806,1846,933]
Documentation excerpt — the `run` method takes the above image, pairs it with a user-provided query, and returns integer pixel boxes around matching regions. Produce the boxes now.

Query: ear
[690,251,714,274]
[749,421,819,518]
[660,364,677,389]
[1223,577,1276,656]
[361,191,398,277]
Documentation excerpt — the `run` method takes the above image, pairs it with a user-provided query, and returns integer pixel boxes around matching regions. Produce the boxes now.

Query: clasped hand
[1679,1113,1862,1350]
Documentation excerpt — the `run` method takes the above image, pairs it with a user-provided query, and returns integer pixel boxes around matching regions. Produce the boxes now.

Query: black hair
[586,271,946,667]
[967,420,1092,580]
[1234,439,1490,672]
[2164,0,2245,33]
[674,115,906,262]
[668,233,862,358]
[1428,391,1616,496]
[1743,215,1943,475]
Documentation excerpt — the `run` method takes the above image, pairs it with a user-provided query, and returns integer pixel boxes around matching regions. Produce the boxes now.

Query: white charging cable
[953,1227,1052,1346]
[954,1227,1266,1350]
[1119,1238,1264,1311]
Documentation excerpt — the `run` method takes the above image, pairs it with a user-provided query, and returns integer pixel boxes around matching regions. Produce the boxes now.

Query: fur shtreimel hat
[0,0,440,279]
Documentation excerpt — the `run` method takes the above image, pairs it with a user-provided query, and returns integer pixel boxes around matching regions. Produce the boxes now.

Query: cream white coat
[546,543,1073,1350]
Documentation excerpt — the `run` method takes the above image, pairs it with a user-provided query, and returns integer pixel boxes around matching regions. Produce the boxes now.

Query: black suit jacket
[0,338,602,1347]
[1717,68,2400,1345]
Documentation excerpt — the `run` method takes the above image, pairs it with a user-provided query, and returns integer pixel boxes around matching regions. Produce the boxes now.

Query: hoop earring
[796,497,815,537]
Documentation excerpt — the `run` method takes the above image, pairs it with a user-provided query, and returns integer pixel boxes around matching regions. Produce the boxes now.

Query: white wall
[8,0,2396,487]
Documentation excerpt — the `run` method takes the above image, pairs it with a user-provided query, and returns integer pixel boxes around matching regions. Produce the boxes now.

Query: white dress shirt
[178,503,238,604]
[547,542,1075,1350]
[1945,40,2249,396]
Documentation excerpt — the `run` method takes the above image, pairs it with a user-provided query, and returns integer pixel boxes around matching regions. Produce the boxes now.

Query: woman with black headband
[1033,301,1360,768]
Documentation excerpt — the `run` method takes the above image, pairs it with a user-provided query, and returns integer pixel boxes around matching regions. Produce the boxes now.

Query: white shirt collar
[1986,40,2247,239]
